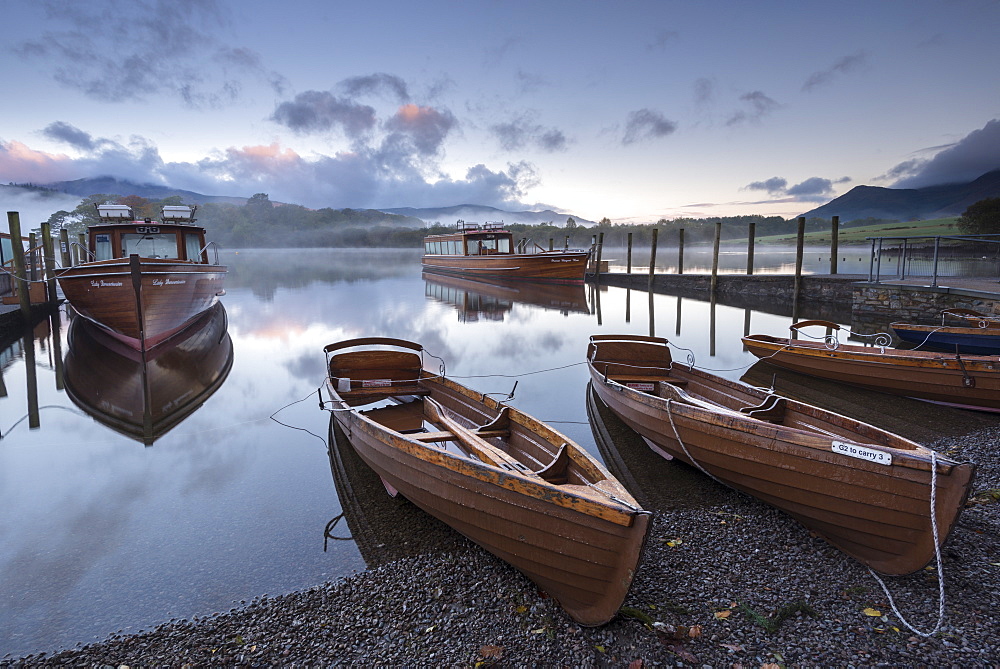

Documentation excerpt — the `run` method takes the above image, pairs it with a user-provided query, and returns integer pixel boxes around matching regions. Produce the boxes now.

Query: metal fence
[868,234,1000,286]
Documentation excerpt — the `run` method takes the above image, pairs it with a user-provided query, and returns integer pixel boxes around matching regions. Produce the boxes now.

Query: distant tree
[598,217,611,226]
[957,198,1000,235]
[118,195,155,220]
[565,217,577,229]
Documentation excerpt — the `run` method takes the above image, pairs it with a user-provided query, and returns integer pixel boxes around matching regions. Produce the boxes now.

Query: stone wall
[851,283,1000,333]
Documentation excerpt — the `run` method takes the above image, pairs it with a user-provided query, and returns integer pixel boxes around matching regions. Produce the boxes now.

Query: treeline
[42,191,878,249]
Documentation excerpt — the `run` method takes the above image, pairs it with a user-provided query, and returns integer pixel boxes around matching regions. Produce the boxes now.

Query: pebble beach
[5,405,1000,667]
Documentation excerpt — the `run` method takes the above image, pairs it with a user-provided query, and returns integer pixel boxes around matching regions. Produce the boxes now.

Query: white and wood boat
[588,333,975,575]
[57,204,226,351]
[322,337,650,626]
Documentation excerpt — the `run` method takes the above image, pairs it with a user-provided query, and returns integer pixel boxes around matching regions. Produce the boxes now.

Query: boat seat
[615,375,688,392]
[535,443,571,484]
[739,396,787,424]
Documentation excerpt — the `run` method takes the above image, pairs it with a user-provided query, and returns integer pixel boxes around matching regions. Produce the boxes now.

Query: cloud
[41,122,96,151]
[743,175,849,203]
[647,30,679,51]
[490,115,568,153]
[13,0,284,106]
[622,109,678,145]
[745,177,788,194]
[339,73,410,102]
[802,51,868,92]
[693,78,714,106]
[726,91,780,126]
[888,118,1000,188]
[383,104,457,156]
[270,91,377,138]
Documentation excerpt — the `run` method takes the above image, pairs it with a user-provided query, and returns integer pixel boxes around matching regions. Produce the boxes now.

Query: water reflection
[326,418,472,567]
[422,272,589,322]
[63,303,234,446]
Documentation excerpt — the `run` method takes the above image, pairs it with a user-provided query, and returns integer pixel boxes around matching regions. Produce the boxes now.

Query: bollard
[830,216,839,275]
[747,221,756,275]
[710,221,721,294]
[677,228,684,275]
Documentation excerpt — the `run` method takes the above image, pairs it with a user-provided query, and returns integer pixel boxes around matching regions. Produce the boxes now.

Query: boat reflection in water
[64,302,234,446]
[325,419,473,567]
[422,271,589,323]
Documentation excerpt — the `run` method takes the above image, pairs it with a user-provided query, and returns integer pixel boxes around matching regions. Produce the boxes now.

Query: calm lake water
[0,245,972,658]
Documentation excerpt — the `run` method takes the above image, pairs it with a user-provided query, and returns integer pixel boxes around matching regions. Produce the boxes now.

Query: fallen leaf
[714,610,731,619]
[515,605,528,614]
[664,643,697,663]
[479,644,500,656]
[862,607,882,617]
[627,660,644,669]
[595,645,606,653]
[761,663,781,669]
[688,625,703,639]
[720,643,744,652]
[530,628,545,634]
[664,538,683,548]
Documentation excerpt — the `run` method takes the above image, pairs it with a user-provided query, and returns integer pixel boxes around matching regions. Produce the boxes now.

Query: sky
[2,0,1000,229]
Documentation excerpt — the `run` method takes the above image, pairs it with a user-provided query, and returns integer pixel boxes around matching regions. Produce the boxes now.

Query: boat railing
[866,233,1000,287]
[199,241,222,265]
[69,241,96,265]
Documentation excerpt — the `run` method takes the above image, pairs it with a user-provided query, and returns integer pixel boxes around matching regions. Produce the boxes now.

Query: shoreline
[6,417,1000,667]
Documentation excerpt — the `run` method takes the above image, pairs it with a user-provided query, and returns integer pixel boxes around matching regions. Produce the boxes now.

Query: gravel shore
[6,412,1000,666]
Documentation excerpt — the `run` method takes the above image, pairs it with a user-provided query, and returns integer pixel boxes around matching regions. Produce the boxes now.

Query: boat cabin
[88,204,211,263]
[424,222,513,257]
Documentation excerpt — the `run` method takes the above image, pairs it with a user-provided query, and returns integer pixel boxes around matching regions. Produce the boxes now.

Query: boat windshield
[466,235,511,255]
[184,233,204,262]
[122,233,180,259]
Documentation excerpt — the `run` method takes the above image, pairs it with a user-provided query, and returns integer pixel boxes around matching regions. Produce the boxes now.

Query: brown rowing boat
[322,337,650,626]
[743,319,1000,411]
[587,333,975,575]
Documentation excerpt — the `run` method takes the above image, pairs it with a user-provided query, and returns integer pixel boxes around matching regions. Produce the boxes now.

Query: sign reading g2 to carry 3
[832,441,892,465]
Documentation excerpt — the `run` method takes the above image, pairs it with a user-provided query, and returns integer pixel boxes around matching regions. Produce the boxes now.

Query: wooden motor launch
[587,333,974,575]
[321,337,650,626]
[743,320,1000,412]
[56,203,227,351]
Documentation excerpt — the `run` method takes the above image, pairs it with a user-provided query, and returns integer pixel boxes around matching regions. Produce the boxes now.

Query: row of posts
[4,211,84,319]
[588,214,840,292]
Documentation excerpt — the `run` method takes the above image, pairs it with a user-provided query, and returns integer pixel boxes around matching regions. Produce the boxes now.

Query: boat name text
[832,441,892,465]
[90,279,123,287]
[152,278,187,286]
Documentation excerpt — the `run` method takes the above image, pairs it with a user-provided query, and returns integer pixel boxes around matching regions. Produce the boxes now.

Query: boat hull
[588,334,974,575]
[743,333,1000,411]
[324,339,649,626]
[421,251,590,283]
[891,322,1000,354]
[58,257,227,349]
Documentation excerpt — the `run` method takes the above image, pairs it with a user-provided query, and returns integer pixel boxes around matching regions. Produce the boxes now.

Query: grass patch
[739,600,818,633]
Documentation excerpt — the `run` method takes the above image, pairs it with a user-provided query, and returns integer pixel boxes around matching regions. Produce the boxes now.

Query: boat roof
[425,221,510,240]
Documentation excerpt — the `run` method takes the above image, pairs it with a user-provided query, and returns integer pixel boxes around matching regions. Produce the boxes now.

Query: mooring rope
[865,450,946,637]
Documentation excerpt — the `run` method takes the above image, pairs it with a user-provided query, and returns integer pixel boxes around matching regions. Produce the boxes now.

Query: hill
[802,169,1000,222]
[41,177,249,206]
[378,204,594,227]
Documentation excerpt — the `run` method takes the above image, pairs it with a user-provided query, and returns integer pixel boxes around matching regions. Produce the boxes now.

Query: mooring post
[549,238,554,251]
[59,228,71,267]
[931,237,941,287]
[830,216,839,275]
[7,212,32,318]
[747,221,755,275]
[648,228,658,288]
[41,221,57,304]
[711,221,722,294]
[677,228,685,275]
[23,327,40,428]
[564,235,569,250]
[593,232,604,280]
[793,216,805,310]
[28,233,38,282]
[626,232,633,274]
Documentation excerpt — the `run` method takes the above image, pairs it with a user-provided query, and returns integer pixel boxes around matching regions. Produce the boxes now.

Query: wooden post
[549,238,554,251]
[677,228,684,275]
[7,212,32,318]
[564,235,569,250]
[41,221,57,304]
[648,228,658,287]
[59,228,72,267]
[28,233,38,281]
[793,216,805,311]
[23,328,40,428]
[747,221,756,275]
[626,232,633,274]
[710,221,721,294]
[593,232,604,280]
[830,216,839,275]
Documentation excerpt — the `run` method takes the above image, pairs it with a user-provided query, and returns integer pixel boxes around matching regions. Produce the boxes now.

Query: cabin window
[497,238,510,253]
[122,232,179,259]
[184,233,203,262]
[448,240,458,254]
[425,242,433,254]
[94,233,113,261]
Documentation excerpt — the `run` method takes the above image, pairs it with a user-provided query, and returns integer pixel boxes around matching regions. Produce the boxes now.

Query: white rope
[866,450,946,637]
[664,398,725,486]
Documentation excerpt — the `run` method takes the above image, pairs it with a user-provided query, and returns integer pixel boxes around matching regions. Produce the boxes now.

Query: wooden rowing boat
[322,337,650,626]
[57,204,226,351]
[587,333,975,575]
[422,222,590,284]
[891,308,1000,354]
[743,320,1000,411]
[64,302,233,445]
